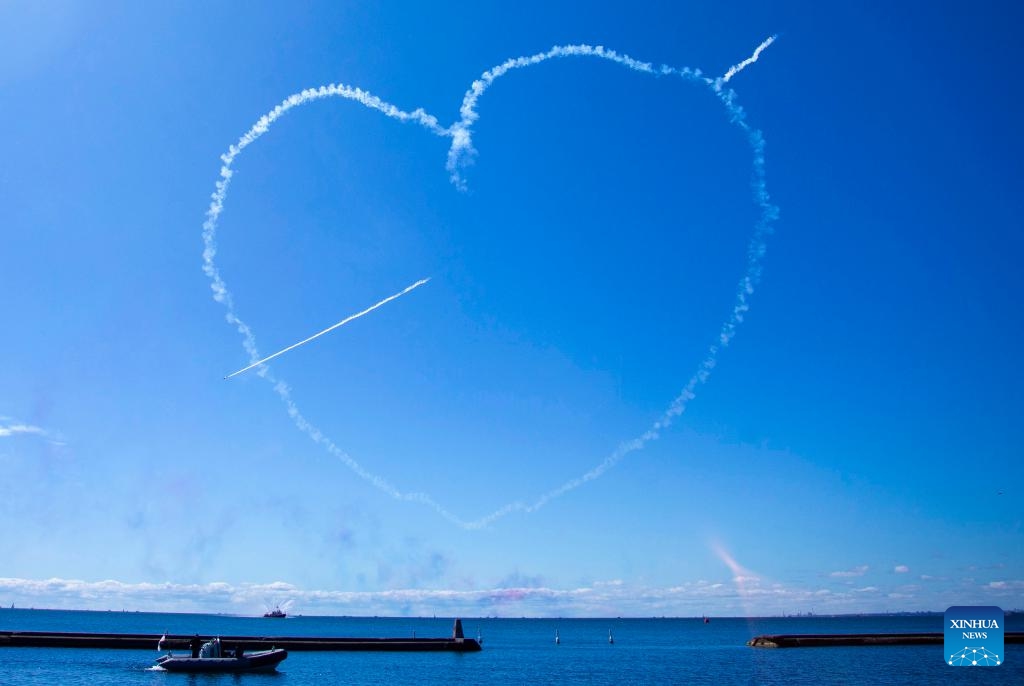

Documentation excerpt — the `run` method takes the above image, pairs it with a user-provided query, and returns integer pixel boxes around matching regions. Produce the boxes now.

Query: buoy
[555,629,560,645]
[608,630,614,644]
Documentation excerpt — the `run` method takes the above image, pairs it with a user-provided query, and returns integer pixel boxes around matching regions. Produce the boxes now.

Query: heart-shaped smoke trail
[202,38,779,529]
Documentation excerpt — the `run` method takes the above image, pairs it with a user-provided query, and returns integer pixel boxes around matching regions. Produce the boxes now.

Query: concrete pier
[748,632,1024,648]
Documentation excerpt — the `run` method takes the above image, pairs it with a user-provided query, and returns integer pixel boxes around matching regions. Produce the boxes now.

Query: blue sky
[1,1,1021,617]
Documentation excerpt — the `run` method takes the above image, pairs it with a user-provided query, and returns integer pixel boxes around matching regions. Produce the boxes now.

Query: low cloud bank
[2,574,1016,617]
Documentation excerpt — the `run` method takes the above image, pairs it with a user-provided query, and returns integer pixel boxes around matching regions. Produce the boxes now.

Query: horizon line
[5,605,1017,619]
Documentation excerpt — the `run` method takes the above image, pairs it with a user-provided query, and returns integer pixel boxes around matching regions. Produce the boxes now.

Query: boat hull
[155,649,287,673]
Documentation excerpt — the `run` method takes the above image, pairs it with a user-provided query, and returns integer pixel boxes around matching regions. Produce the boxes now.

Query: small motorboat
[154,637,287,673]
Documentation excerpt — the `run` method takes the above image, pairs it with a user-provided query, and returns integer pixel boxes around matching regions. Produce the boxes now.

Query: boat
[264,605,287,618]
[154,637,287,673]
[154,649,287,673]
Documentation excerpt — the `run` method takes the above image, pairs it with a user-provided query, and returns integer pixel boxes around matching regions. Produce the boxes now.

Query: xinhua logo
[945,606,1003,666]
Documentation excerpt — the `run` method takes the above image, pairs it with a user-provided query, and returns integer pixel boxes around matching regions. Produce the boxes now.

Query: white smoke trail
[269,372,480,527]
[200,84,446,387]
[446,44,663,188]
[224,278,430,379]
[202,83,444,313]
[200,85,479,525]
[203,38,778,530]
[443,40,779,528]
[718,35,777,86]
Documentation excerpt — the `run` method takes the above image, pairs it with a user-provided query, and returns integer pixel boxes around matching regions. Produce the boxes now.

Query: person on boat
[190,635,201,658]
[199,637,221,658]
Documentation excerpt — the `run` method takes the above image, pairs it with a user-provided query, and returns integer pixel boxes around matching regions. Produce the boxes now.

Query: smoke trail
[224,278,430,379]
[445,40,779,528]
[708,540,765,626]
[203,38,778,529]
[201,82,445,334]
[268,370,482,527]
[446,44,661,188]
[719,35,777,86]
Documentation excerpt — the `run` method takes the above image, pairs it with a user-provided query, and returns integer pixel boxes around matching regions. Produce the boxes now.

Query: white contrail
[203,38,778,529]
[719,35,777,85]
[224,278,430,379]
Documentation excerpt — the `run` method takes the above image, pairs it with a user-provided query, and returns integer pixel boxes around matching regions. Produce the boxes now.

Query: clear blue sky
[1,1,1021,617]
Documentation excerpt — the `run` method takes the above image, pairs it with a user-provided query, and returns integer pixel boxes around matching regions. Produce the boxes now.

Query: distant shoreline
[3,606,1019,620]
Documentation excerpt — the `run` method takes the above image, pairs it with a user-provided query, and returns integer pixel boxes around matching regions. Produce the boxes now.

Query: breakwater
[748,632,1024,648]
[0,630,481,652]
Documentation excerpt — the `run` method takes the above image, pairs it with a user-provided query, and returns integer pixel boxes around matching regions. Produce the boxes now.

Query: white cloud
[894,565,910,573]
[0,575,845,616]
[829,565,869,578]
[733,575,761,584]
[0,423,45,438]
[1,571,990,617]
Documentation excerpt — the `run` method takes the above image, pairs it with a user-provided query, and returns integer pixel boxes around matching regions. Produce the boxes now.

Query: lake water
[1,609,1021,684]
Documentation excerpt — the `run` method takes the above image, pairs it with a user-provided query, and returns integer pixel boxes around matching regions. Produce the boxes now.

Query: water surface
[2,609,1021,684]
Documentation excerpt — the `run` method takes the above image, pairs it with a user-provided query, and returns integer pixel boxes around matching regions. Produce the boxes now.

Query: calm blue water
[1,609,1021,684]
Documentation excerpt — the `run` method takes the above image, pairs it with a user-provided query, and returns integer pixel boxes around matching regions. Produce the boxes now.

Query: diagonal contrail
[224,278,430,379]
